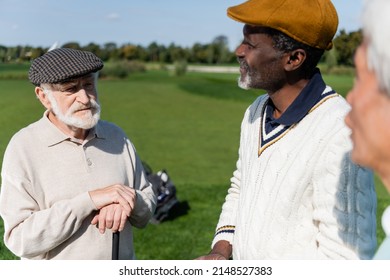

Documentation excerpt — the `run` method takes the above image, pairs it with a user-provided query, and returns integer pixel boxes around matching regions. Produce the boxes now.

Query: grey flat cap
[28,48,104,85]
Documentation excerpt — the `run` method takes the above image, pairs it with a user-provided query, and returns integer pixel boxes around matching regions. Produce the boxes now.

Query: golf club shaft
[112,231,120,260]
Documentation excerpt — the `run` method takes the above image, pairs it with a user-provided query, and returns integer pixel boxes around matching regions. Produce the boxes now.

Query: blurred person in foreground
[197,0,377,260]
[0,48,156,259]
[345,0,390,260]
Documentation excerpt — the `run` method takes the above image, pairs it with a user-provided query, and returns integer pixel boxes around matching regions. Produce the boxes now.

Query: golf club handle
[112,231,120,260]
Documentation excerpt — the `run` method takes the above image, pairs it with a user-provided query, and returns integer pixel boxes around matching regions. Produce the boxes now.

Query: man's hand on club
[91,204,129,234]
[89,184,136,234]
[89,184,136,217]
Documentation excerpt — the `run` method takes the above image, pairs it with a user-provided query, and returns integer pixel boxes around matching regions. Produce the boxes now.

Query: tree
[83,43,101,58]
[5,46,22,62]
[147,42,161,62]
[324,47,338,72]
[30,47,45,59]
[61,42,81,50]
[333,29,363,66]
[102,42,119,61]
[0,45,7,62]
[189,43,208,63]
[210,35,230,64]
[167,43,188,63]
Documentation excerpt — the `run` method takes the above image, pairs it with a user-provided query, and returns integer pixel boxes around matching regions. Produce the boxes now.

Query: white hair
[363,0,390,95]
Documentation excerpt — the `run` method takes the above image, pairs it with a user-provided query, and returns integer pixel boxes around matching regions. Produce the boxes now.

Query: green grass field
[0,66,389,259]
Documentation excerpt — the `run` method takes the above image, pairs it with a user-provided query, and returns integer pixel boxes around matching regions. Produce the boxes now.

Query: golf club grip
[112,231,120,260]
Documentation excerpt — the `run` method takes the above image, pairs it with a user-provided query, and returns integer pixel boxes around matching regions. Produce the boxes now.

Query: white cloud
[105,13,120,21]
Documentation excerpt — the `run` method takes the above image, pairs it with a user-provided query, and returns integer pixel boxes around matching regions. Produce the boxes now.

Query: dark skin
[197,25,311,260]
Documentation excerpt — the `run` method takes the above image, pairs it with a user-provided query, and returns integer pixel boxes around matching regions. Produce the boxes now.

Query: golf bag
[143,162,179,224]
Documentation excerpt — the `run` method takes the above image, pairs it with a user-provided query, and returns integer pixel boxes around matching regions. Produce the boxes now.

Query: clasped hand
[89,184,136,234]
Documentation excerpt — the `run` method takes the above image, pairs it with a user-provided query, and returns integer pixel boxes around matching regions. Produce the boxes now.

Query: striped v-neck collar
[258,71,337,156]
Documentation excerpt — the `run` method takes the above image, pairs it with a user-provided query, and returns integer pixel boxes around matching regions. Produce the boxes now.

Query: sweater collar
[259,70,337,156]
[265,69,326,131]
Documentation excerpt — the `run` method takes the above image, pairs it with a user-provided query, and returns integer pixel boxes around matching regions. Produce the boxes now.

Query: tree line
[0,30,361,67]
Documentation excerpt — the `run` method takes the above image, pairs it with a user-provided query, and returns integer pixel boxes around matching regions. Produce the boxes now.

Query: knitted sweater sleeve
[312,124,377,259]
[211,158,241,248]
[126,140,156,228]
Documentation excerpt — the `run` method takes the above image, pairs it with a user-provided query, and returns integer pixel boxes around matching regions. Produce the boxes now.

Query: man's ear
[35,86,52,110]
[284,49,306,71]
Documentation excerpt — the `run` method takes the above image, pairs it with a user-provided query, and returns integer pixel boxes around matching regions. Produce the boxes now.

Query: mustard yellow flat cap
[227,0,338,50]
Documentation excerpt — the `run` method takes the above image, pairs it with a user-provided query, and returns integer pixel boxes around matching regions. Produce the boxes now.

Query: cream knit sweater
[212,93,377,259]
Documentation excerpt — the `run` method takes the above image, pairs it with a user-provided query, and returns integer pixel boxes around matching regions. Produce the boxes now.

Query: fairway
[0,69,388,259]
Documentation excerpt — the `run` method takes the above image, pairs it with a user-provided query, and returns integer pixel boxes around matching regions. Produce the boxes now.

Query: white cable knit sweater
[212,93,377,259]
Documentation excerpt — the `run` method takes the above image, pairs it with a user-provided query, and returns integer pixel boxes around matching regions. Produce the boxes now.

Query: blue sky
[0,0,363,50]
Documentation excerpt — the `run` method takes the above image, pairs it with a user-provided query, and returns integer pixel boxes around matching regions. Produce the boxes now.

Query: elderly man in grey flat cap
[0,48,156,260]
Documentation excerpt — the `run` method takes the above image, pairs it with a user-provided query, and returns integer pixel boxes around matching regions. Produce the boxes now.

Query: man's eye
[62,86,77,93]
[244,43,254,50]
[242,41,254,49]
[84,83,94,89]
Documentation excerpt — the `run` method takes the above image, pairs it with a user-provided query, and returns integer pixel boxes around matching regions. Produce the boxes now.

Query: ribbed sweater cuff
[211,225,235,248]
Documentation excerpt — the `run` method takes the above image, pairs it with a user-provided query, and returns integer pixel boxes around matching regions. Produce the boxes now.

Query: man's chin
[64,114,100,130]
[238,76,251,90]
[75,120,99,130]
[82,116,100,129]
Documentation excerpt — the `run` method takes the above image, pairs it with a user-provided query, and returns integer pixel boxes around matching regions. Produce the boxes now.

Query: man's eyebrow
[62,75,94,85]
[59,80,78,87]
